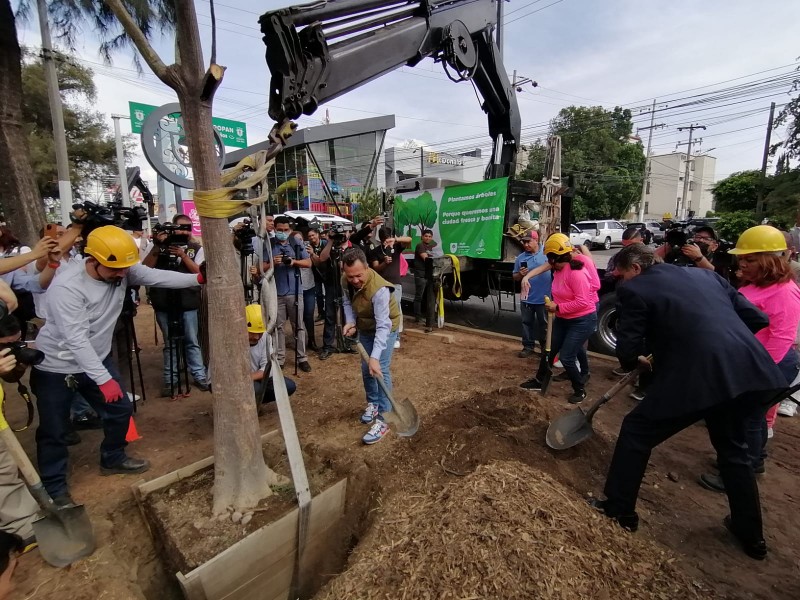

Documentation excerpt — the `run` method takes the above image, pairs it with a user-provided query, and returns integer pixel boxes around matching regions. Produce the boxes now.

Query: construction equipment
[355,341,420,437]
[0,389,95,567]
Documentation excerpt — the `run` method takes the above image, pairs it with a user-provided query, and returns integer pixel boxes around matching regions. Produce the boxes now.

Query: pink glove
[99,379,124,403]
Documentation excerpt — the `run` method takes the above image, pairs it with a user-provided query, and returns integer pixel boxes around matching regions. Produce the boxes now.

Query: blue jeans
[303,288,316,346]
[359,330,399,417]
[31,356,133,497]
[550,312,597,392]
[255,376,297,403]
[744,348,799,469]
[521,303,546,351]
[155,309,207,386]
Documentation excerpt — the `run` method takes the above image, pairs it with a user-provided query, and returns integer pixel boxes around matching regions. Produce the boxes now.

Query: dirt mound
[316,461,716,600]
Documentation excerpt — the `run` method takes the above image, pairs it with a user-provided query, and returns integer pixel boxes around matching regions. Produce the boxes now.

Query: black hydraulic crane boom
[259,0,521,178]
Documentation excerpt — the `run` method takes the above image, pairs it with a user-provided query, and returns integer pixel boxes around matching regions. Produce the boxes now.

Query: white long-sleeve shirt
[35,259,200,384]
[342,286,392,361]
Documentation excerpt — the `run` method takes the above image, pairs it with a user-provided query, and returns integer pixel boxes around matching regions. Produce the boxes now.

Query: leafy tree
[17,0,279,514]
[413,191,437,233]
[763,169,800,226]
[774,64,800,159]
[711,170,768,213]
[352,188,382,224]
[22,51,119,198]
[0,0,46,243]
[715,210,759,242]
[518,140,546,181]
[539,106,645,220]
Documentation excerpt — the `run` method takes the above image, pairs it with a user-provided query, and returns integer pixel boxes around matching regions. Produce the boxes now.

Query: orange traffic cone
[125,416,141,442]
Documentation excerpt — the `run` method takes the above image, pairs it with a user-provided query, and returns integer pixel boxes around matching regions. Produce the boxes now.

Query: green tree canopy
[521,106,645,220]
[21,50,119,198]
[710,170,768,213]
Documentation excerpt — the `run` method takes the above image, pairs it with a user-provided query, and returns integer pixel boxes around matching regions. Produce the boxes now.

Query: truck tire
[590,292,617,356]
[603,236,612,250]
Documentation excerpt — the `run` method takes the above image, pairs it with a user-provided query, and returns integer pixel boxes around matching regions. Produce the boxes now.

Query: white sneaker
[554,359,563,368]
[777,399,797,417]
[767,427,774,439]
[393,340,401,349]
[127,392,141,402]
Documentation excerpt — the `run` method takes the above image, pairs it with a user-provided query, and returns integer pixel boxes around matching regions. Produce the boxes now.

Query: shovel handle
[0,426,44,491]
[583,357,652,421]
[544,303,555,354]
[354,342,395,402]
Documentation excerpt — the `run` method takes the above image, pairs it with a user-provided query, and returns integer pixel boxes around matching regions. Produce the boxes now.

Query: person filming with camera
[269,217,312,372]
[657,225,736,285]
[31,226,204,505]
[143,214,209,396]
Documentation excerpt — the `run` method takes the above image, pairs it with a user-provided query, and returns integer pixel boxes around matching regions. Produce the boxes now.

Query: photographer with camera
[657,225,737,285]
[306,226,327,320]
[143,215,209,396]
[369,227,412,349]
[270,217,312,372]
[30,226,204,504]
[0,291,39,551]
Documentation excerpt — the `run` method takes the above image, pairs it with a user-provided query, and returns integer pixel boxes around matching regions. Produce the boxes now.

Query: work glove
[99,379,124,403]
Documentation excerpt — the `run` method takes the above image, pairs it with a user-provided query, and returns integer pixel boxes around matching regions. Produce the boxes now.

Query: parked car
[575,220,625,250]
[626,221,666,244]
[568,224,592,248]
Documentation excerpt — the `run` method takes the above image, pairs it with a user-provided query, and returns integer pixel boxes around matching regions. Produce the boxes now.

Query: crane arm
[259,0,521,178]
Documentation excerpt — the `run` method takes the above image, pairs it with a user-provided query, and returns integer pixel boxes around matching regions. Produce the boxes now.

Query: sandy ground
[10,303,800,600]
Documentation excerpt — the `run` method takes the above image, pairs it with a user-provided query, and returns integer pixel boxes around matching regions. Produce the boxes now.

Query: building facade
[384,146,485,189]
[640,152,717,220]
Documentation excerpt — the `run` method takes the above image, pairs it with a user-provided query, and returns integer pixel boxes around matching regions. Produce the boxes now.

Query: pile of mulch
[315,462,716,599]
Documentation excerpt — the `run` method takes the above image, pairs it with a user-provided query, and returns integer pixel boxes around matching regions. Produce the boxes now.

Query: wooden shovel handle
[583,356,653,421]
[544,296,554,354]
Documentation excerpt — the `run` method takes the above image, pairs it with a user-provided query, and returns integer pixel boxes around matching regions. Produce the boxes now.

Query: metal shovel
[546,365,644,450]
[355,342,420,437]
[0,394,95,567]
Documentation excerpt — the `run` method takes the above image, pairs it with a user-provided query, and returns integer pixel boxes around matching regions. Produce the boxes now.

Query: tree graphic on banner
[395,191,437,238]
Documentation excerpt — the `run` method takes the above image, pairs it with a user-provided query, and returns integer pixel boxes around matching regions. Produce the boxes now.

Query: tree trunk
[0,0,47,244]
[178,96,278,514]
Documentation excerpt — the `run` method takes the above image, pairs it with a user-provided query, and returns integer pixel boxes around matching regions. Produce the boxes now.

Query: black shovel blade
[546,407,594,450]
[32,504,96,568]
[384,398,420,437]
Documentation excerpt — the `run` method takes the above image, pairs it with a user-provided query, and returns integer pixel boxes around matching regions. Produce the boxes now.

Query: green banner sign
[395,177,508,259]
[128,101,248,148]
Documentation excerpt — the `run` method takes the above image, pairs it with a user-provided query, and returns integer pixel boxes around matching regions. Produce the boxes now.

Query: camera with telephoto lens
[280,253,293,266]
[1,341,44,366]
[664,227,697,266]
[107,201,148,231]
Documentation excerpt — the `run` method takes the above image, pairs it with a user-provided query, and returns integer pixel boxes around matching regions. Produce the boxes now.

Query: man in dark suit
[592,244,786,560]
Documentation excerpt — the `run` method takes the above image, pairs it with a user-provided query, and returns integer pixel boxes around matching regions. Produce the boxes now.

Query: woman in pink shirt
[520,233,600,403]
[700,226,800,492]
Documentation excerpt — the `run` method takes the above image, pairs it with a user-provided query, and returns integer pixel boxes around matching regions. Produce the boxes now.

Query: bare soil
[11,303,800,600]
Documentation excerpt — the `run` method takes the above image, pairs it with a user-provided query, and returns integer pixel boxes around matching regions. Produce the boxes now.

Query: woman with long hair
[700,225,800,492]
[520,233,600,403]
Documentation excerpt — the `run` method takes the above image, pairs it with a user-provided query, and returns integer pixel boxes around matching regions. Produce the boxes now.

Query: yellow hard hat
[245,304,266,334]
[84,226,140,268]
[728,225,787,255]
[543,232,573,256]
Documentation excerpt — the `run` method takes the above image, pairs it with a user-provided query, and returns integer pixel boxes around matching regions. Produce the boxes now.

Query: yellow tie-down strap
[445,254,462,299]
[193,152,276,219]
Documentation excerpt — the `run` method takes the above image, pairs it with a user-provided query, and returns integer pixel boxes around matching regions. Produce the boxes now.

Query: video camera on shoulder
[327,222,354,241]
[664,227,695,266]
[72,200,148,234]
[233,218,256,256]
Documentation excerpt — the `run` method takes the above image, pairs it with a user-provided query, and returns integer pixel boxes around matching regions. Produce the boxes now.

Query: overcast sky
[16,0,800,191]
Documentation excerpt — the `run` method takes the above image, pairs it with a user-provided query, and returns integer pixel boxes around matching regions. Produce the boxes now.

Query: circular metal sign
[140,103,226,188]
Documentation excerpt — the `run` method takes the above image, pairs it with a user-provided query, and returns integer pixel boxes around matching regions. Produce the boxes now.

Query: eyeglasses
[693,235,713,241]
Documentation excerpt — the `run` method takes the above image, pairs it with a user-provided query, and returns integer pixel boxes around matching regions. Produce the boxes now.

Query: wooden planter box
[132,432,348,600]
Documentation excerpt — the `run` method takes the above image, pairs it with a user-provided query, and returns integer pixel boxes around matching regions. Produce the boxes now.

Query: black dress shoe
[65,430,82,446]
[588,498,639,532]
[299,361,312,373]
[101,457,151,476]
[724,515,767,560]
[319,349,334,360]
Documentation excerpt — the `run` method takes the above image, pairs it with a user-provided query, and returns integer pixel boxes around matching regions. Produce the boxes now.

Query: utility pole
[112,115,132,208]
[636,99,666,222]
[36,0,73,226]
[676,124,706,220]
[756,101,776,216]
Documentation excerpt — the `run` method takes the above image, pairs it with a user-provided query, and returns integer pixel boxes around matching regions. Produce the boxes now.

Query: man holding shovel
[591,244,786,560]
[340,248,401,445]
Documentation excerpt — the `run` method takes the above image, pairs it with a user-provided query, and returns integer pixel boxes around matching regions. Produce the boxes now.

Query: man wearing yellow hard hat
[31,226,203,506]
[246,304,296,404]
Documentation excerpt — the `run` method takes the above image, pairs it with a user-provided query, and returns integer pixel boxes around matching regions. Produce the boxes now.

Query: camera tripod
[117,291,147,410]
[328,246,356,354]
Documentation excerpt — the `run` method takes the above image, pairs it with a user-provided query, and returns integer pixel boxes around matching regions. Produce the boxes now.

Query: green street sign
[128,101,248,148]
